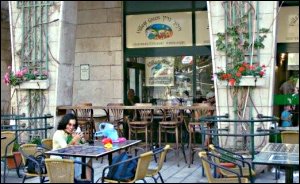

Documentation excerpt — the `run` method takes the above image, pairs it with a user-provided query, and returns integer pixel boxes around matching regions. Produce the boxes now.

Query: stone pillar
[207,1,278,148]
[1,2,11,113]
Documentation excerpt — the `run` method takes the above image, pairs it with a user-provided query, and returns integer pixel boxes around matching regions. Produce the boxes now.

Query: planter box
[217,76,266,86]
[14,79,49,89]
[7,152,22,169]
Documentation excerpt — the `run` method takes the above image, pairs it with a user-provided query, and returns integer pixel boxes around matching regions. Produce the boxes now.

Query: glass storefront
[125,56,213,105]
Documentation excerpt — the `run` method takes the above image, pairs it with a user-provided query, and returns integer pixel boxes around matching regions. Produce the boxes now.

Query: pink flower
[259,71,265,76]
[15,71,23,78]
[22,68,28,75]
[4,72,10,85]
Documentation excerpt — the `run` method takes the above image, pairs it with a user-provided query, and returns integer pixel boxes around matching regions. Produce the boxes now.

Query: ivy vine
[216,14,269,65]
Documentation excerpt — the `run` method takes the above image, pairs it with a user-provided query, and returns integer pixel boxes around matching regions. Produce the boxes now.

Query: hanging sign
[277,6,299,43]
[126,12,192,48]
[80,64,90,80]
[145,57,174,86]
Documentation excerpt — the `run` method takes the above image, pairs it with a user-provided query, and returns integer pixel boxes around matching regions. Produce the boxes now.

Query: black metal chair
[199,151,249,183]
[1,131,22,183]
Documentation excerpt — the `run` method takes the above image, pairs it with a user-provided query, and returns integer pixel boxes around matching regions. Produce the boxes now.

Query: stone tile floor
[1,149,299,183]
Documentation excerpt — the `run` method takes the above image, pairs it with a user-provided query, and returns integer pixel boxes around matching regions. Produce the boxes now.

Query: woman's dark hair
[57,113,78,130]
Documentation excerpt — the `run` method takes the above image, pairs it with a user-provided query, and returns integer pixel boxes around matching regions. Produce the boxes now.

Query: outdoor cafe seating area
[1,103,299,183]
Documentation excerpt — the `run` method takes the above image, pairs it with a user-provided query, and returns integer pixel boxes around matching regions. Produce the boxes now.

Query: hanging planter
[218,76,266,87]
[14,79,50,89]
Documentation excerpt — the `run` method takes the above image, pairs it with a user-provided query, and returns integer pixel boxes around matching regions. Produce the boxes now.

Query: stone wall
[1,4,11,114]
[74,1,123,116]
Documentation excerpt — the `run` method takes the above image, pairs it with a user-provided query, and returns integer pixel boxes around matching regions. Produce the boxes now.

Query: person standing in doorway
[124,89,140,138]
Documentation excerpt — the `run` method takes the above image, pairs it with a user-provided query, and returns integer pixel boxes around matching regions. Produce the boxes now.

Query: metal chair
[199,151,249,183]
[184,103,211,167]
[107,103,125,137]
[146,144,170,183]
[208,144,255,182]
[159,106,187,166]
[1,131,22,183]
[76,103,95,141]
[102,151,153,183]
[128,103,153,151]
[45,158,94,183]
[19,144,48,183]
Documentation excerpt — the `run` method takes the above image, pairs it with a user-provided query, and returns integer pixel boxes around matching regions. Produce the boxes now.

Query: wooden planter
[7,151,22,169]
[217,76,266,87]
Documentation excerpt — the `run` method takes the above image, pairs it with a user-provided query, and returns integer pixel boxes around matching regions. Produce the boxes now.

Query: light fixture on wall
[279,52,287,66]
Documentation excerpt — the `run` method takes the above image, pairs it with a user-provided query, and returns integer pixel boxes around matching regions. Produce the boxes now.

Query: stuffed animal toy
[94,122,119,141]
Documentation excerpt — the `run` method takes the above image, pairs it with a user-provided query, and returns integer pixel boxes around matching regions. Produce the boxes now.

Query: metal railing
[1,114,54,143]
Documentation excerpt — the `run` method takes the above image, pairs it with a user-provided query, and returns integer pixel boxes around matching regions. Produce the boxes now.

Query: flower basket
[14,79,50,89]
[218,76,266,87]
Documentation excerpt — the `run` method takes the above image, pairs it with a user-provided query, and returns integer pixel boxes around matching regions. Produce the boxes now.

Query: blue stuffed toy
[94,122,119,141]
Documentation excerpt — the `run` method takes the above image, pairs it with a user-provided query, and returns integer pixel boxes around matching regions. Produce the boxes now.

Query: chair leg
[181,143,187,164]
[145,127,148,151]
[22,175,27,183]
[151,176,158,183]
[175,126,179,166]
[188,131,192,168]
[159,125,162,147]
[158,172,165,183]
[180,126,187,164]
[3,159,7,183]
[39,175,43,183]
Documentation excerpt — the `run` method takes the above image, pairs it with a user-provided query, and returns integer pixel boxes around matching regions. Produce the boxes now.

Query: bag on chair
[106,152,138,181]
[26,154,47,174]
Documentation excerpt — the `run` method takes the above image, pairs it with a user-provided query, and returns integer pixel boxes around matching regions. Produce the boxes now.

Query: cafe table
[252,143,299,183]
[45,140,141,179]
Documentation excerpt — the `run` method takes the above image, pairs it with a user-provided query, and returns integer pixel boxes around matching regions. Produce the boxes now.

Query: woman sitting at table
[52,113,92,180]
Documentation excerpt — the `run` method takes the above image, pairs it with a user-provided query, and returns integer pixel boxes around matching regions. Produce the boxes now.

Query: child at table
[52,113,92,180]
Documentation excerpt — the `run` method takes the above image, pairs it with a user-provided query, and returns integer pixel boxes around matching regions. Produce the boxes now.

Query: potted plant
[7,141,22,169]
[30,136,43,145]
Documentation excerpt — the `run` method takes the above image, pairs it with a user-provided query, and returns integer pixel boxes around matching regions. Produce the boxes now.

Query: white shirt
[50,130,68,159]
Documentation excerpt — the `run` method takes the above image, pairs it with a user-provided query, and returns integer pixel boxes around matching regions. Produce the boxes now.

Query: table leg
[81,157,86,179]
[285,167,293,183]
[108,153,112,165]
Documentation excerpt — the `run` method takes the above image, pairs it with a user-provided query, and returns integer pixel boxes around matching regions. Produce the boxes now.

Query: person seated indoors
[52,113,92,180]
[124,89,140,119]
[281,105,293,127]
